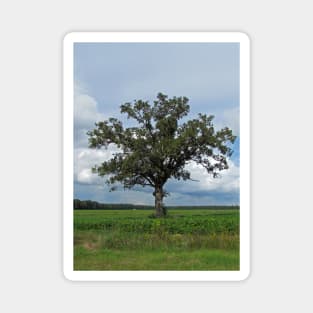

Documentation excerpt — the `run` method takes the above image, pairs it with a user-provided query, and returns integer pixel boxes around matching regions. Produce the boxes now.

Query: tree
[87,93,236,217]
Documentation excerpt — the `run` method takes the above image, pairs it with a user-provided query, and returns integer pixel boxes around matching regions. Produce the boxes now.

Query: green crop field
[74,208,240,270]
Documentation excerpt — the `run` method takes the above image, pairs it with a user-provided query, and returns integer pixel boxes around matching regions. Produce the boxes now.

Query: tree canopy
[87,93,236,217]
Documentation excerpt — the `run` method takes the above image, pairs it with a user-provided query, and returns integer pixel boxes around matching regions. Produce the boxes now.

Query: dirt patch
[82,241,98,250]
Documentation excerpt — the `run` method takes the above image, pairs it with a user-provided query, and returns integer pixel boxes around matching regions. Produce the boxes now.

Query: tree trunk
[154,186,164,217]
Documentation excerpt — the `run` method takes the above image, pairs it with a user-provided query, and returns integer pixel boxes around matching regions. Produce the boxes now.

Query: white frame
[63,32,250,281]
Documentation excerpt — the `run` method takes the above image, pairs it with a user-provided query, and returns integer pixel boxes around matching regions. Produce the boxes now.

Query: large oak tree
[87,93,236,217]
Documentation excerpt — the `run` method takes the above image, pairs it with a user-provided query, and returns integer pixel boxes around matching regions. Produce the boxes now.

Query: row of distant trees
[73,199,152,210]
[73,199,239,211]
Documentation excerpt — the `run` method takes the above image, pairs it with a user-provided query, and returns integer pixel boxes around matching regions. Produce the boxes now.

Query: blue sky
[74,42,240,205]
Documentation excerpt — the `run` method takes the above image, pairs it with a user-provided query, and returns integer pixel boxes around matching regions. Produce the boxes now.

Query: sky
[74,42,240,206]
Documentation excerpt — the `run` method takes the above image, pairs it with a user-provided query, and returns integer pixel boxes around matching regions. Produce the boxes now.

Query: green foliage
[86,93,236,216]
[74,209,239,235]
[74,209,240,270]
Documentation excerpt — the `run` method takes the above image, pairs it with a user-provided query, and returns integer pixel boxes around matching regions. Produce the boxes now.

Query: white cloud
[190,158,239,192]
[165,159,239,195]
[74,94,99,128]
[74,82,106,148]
[77,168,94,184]
[74,146,120,185]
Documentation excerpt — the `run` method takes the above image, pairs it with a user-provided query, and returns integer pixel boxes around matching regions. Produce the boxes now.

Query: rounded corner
[63,268,76,282]
[238,267,251,282]
[63,32,76,45]
[237,32,251,45]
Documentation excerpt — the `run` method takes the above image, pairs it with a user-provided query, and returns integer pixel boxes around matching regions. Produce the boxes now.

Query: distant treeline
[73,199,239,210]
[74,199,152,210]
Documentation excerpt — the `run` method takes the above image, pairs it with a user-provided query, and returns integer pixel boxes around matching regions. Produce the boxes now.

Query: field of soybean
[74,208,240,270]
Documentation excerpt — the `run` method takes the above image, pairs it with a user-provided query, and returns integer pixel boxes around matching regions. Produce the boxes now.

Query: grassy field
[74,208,240,270]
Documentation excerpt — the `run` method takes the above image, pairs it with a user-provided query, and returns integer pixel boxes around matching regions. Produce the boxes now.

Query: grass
[74,208,240,271]
[74,247,239,270]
